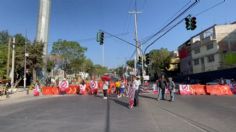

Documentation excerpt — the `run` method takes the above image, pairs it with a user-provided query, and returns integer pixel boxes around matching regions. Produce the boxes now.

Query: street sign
[59,80,69,91]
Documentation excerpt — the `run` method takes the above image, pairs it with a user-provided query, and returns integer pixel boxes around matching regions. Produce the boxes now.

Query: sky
[0,0,236,68]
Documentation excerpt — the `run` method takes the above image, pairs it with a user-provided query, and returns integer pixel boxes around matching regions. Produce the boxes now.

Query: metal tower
[36,0,51,58]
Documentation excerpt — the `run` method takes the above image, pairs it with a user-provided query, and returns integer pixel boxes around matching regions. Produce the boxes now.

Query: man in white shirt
[133,75,141,107]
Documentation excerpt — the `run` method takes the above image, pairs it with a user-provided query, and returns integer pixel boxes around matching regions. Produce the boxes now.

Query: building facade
[179,22,236,75]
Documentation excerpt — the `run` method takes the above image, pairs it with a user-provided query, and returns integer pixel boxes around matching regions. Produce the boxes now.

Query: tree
[27,42,44,81]
[51,40,87,74]
[147,48,171,79]
[0,31,9,78]
[0,44,7,78]
[0,30,9,44]
[126,60,134,68]
[93,64,108,77]
[113,66,125,78]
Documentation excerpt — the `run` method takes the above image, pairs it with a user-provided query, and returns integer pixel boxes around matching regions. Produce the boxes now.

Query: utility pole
[129,1,142,76]
[24,37,29,94]
[10,37,16,89]
[7,38,11,77]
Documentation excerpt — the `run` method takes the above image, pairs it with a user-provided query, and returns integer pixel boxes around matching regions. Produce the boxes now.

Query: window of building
[194,59,199,65]
[206,43,214,50]
[194,47,200,54]
[207,55,215,62]
[203,28,213,39]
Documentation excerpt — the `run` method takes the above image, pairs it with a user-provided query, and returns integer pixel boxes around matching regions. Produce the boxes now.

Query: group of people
[156,75,176,102]
[102,75,141,109]
[33,74,176,108]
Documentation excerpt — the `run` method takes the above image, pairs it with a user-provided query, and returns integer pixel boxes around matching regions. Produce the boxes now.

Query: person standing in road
[103,80,109,99]
[120,79,126,97]
[133,75,141,107]
[157,75,167,101]
[128,77,135,109]
[167,77,176,102]
[115,80,121,98]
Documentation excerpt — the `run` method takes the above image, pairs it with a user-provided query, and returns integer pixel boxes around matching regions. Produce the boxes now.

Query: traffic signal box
[190,17,197,30]
[185,16,197,30]
[145,53,150,65]
[97,31,104,45]
[100,32,104,45]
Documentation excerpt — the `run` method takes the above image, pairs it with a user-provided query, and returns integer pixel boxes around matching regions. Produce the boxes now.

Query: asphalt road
[0,94,236,132]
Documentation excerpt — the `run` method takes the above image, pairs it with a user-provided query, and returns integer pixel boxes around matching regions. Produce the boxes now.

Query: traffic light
[145,53,150,65]
[185,17,191,30]
[100,32,104,45]
[96,31,105,45]
[96,32,101,42]
[185,16,197,30]
[190,17,197,30]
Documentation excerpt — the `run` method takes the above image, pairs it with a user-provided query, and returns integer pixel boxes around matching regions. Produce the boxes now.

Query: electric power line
[144,17,185,54]
[195,0,226,16]
[141,0,199,45]
[101,30,136,47]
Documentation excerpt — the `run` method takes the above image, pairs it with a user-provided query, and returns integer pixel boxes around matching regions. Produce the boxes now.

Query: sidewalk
[0,88,35,104]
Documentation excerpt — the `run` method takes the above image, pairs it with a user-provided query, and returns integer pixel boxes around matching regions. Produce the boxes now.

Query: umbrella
[101,75,111,81]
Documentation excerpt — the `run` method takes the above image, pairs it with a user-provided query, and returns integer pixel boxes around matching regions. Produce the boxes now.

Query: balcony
[202,36,216,44]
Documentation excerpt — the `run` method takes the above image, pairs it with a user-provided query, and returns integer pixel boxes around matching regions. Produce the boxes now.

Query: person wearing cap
[133,75,141,107]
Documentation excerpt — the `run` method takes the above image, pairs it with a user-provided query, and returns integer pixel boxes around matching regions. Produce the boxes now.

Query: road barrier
[178,84,233,96]
[66,85,78,95]
[39,81,236,96]
[205,85,233,96]
[191,84,206,95]
[42,86,59,95]
[179,84,192,95]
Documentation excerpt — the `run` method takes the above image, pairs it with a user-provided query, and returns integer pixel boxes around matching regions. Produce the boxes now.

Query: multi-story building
[178,40,192,75]
[179,22,236,75]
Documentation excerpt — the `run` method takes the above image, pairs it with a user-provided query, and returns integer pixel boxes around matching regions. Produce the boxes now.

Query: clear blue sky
[0,0,236,68]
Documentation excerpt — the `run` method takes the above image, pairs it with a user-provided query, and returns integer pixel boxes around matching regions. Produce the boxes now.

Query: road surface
[0,94,236,132]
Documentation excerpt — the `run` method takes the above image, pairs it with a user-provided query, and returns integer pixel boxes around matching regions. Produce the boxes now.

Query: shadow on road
[139,94,157,100]
[94,95,103,99]
[111,98,129,109]
[105,97,110,132]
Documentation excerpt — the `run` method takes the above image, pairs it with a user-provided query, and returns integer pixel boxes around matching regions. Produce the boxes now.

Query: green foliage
[51,39,87,61]
[126,60,134,68]
[93,64,108,76]
[0,45,7,78]
[224,52,236,65]
[46,59,55,73]
[51,39,87,74]
[0,31,9,78]
[0,30,9,44]
[148,48,171,78]
[113,66,124,77]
